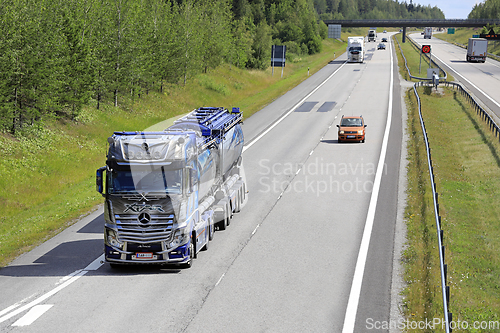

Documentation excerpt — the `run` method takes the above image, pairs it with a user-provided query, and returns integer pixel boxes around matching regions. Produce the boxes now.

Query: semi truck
[424,27,432,39]
[347,37,365,63]
[96,107,247,268]
[466,38,487,63]
[368,29,377,42]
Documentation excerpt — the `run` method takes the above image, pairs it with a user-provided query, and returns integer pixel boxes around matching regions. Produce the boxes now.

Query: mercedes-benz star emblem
[138,212,151,225]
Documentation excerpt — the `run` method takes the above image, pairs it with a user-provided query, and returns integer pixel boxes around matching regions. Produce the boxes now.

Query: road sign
[480,28,500,40]
[271,45,286,67]
[427,68,439,79]
[479,33,500,40]
[422,45,431,53]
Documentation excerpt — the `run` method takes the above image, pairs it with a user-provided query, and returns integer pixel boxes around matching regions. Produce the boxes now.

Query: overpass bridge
[323,19,500,42]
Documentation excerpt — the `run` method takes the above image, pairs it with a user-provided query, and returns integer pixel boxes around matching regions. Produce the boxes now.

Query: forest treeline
[0,0,444,133]
[313,0,443,20]
[469,0,500,24]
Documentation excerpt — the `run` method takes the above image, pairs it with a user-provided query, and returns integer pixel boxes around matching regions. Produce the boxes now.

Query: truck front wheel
[181,241,195,268]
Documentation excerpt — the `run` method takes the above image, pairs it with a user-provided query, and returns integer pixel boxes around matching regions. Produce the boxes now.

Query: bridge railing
[323,18,500,27]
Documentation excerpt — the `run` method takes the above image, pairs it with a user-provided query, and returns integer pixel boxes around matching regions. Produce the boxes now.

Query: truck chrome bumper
[105,244,190,265]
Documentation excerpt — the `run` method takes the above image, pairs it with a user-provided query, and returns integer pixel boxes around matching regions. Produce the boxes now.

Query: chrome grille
[114,213,174,243]
[120,193,166,201]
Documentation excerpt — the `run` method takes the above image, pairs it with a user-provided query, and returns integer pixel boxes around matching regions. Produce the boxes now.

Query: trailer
[424,27,432,39]
[466,38,487,63]
[96,107,247,268]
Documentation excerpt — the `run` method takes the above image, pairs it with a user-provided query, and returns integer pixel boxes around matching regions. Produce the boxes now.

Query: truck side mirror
[190,168,198,186]
[96,167,106,194]
[187,168,198,194]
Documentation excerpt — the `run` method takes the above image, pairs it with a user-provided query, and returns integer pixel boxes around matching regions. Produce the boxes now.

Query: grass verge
[397,34,500,331]
[393,33,454,82]
[0,37,349,268]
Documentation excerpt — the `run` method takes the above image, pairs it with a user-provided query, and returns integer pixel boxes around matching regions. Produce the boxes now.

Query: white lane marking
[342,37,394,333]
[252,225,259,235]
[85,254,105,271]
[242,61,347,153]
[215,273,225,287]
[432,53,500,109]
[58,269,84,284]
[1,254,105,323]
[11,305,53,327]
[0,270,87,324]
[0,304,22,317]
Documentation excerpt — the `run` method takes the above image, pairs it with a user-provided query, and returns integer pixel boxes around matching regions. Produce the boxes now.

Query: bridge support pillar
[402,26,406,43]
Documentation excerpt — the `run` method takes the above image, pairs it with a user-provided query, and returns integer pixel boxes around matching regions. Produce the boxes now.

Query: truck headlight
[106,229,124,249]
[169,227,190,249]
[358,130,364,134]
[339,130,344,134]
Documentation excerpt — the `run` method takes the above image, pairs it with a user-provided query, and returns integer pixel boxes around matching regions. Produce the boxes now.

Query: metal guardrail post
[413,83,452,333]
[400,34,500,332]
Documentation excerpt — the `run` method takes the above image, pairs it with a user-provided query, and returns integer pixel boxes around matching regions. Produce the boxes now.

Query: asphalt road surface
[410,31,500,121]
[0,32,406,333]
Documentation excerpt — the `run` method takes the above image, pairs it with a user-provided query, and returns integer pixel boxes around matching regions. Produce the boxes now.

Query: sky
[413,0,484,19]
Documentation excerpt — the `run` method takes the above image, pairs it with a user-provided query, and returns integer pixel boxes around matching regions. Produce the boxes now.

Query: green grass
[393,33,454,82]
[0,37,350,267]
[397,35,500,331]
[402,87,443,330]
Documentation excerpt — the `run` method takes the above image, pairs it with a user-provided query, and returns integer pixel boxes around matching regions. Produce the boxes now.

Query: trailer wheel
[202,226,210,251]
[209,222,214,241]
[192,234,198,259]
[235,191,242,213]
[217,217,227,231]
[226,206,232,226]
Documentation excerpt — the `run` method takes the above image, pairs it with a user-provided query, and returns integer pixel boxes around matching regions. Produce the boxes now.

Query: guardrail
[443,82,500,140]
[394,33,447,80]
[395,32,452,332]
[412,81,452,333]
[397,31,500,333]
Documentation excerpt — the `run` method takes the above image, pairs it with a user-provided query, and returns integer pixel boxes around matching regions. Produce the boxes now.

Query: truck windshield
[349,47,362,52]
[108,167,182,194]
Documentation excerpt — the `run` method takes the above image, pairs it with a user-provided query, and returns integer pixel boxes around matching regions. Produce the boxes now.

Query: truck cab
[347,37,365,63]
[96,107,246,268]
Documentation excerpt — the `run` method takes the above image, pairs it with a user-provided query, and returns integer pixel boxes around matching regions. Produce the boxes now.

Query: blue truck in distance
[96,107,247,268]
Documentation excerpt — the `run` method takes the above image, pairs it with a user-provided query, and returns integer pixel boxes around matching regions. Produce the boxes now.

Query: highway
[409,31,500,121]
[0,33,406,332]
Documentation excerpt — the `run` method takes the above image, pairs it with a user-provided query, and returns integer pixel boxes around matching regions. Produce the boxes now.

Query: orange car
[337,115,366,143]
